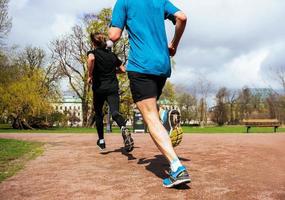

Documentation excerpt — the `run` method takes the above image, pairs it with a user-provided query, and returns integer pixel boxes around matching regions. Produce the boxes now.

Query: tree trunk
[87,110,96,127]
[82,100,89,127]
[22,120,34,130]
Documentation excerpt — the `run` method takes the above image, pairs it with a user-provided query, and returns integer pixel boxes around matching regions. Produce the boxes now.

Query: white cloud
[51,14,76,37]
[6,0,285,90]
[10,0,29,10]
[7,0,116,48]
[216,49,269,88]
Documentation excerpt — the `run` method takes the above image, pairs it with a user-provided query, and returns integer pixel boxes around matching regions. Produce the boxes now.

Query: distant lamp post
[106,106,112,133]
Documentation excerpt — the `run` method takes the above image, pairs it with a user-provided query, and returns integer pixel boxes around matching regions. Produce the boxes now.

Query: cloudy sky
[7,0,285,91]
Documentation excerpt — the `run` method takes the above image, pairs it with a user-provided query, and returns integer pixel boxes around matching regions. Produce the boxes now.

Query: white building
[52,91,83,126]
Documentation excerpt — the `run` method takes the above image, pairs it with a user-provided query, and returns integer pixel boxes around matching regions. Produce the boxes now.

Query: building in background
[52,91,83,127]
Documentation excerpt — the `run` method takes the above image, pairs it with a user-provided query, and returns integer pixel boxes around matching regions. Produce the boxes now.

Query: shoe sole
[122,131,134,152]
[124,136,134,152]
[163,178,191,188]
[97,145,106,151]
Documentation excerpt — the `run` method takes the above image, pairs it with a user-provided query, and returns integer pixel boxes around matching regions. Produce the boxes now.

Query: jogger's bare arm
[169,11,187,57]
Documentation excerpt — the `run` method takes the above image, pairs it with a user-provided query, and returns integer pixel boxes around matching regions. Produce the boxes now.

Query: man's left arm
[164,0,187,57]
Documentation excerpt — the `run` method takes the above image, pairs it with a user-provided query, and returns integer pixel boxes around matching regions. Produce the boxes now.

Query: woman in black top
[87,33,134,152]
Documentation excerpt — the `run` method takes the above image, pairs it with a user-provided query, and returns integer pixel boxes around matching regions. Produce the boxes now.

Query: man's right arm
[109,27,123,42]
[169,11,187,57]
[109,0,126,42]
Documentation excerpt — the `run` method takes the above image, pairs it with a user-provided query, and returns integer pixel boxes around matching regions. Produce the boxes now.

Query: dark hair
[90,33,107,49]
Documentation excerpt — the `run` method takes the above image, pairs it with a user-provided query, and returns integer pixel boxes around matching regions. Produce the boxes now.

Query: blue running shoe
[163,166,191,188]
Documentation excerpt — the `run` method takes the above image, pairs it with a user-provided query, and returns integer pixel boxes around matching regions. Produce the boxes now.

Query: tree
[51,8,132,127]
[48,111,67,127]
[237,87,253,120]
[0,0,12,46]
[17,47,45,69]
[51,24,91,126]
[85,9,129,63]
[192,75,213,126]
[161,81,176,103]
[266,93,278,119]
[177,92,197,125]
[0,47,60,129]
[274,66,285,94]
[212,87,229,126]
[228,89,238,124]
[0,69,54,129]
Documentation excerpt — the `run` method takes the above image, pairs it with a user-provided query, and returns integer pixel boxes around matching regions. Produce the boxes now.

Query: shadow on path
[100,147,138,160]
[138,155,191,190]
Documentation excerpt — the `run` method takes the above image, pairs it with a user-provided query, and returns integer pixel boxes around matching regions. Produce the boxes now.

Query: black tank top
[87,48,122,93]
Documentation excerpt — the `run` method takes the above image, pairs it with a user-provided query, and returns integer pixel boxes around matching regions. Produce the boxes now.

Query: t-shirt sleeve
[110,0,127,30]
[87,50,95,57]
[164,0,180,25]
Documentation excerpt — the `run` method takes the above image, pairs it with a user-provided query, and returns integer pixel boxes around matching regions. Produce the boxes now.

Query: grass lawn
[182,125,285,133]
[0,138,44,182]
[0,124,284,134]
[0,124,121,134]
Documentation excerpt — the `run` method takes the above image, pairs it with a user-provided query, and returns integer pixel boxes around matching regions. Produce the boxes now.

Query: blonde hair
[90,33,107,49]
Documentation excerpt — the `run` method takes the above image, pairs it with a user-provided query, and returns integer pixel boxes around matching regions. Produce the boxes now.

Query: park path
[0,133,285,200]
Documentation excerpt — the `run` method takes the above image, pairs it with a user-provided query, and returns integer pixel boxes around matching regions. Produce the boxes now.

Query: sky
[7,0,285,91]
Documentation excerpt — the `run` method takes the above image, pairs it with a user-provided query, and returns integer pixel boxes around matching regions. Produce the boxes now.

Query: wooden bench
[242,119,281,133]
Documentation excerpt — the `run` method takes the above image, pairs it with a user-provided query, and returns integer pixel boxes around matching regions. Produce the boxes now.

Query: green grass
[0,124,122,133]
[182,125,285,133]
[0,124,284,134]
[0,138,44,182]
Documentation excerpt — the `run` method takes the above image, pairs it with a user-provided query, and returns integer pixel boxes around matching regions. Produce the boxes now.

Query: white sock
[170,158,182,172]
[99,139,105,144]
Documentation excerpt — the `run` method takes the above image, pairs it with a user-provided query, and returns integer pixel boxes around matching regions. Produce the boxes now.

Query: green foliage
[0,47,60,128]
[0,138,44,182]
[161,81,176,103]
[1,125,284,134]
[85,8,112,36]
[117,73,133,119]
[177,92,197,124]
[48,111,67,127]
[0,70,53,118]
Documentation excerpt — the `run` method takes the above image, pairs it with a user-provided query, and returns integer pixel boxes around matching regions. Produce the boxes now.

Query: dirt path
[0,133,285,200]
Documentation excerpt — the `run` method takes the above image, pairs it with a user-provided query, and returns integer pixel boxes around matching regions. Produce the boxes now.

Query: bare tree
[13,46,61,97]
[16,46,45,71]
[177,92,197,125]
[51,25,91,126]
[237,87,253,120]
[191,74,213,126]
[0,0,12,45]
[228,89,238,124]
[276,66,285,94]
[212,87,229,126]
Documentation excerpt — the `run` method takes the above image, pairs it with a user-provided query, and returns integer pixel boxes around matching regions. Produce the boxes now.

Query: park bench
[242,119,281,133]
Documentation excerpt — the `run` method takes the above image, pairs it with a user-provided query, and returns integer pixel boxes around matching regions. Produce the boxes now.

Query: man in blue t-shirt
[109,0,189,188]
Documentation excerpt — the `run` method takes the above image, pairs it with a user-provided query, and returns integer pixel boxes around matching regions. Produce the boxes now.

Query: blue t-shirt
[111,0,180,77]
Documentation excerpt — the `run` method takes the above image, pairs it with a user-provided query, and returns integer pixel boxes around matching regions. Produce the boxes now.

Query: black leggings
[93,92,126,140]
